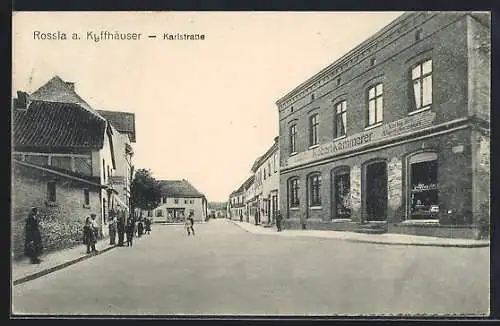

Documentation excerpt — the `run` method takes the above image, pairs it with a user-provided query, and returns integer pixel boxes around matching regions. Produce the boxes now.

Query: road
[12,219,490,316]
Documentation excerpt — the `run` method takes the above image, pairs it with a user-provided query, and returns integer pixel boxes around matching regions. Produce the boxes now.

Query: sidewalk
[12,239,116,286]
[229,220,490,248]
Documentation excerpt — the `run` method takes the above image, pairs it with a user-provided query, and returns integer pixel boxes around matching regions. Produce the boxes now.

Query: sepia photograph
[11,11,491,317]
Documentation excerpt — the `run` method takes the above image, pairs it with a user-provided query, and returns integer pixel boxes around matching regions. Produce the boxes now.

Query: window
[51,156,72,171]
[156,210,163,217]
[289,124,297,154]
[13,153,23,161]
[409,152,439,220]
[368,83,383,126]
[47,181,56,202]
[411,59,432,112]
[185,200,188,204]
[268,161,271,176]
[290,106,294,113]
[162,196,166,204]
[274,154,278,173]
[288,178,300,208]
[174,199,179,204]
[83,189,90,206]
[311,93,315,102]
[25,154,49,166]
[308,174,322,207]
[335,101,347,138]
[415,29,423,41]
[337,78,341,86]
[264,168,267,180]
[190,200,194,204]
[370,58,376,66]
[102,159,106,182]
[309,114,319,146]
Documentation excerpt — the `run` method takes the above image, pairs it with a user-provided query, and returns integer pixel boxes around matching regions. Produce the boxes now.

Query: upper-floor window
[174,199,179,204]
[415,29,423,41]
[185,199,188,204]
[308,174,322,207]
[288,178,300,208]
[411,59,432,112]
[47,181,56,202]
[311,93,315,102]
[162,196,167,204]
[368,83,383,126]
[264,168,267,180]
[268,161,271,177]
[274,154,278,173]
[335,100,347,138]
[102,159,106,182]
[289,124,297,154]
[309,114,319,146]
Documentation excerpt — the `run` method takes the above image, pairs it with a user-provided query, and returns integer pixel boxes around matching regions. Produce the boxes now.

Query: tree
[130,168,162,218]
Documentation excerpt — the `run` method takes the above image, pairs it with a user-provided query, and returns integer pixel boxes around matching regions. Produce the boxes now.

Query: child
[83,217,97,254]
[185,213,195,236]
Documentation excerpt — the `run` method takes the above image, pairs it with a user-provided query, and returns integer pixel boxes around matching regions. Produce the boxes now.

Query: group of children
[125,217,152,247]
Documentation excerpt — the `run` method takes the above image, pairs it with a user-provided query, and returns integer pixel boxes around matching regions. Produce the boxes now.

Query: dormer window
[415,29,423,41]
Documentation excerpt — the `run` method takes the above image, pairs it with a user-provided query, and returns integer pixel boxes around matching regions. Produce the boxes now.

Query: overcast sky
[12,11,404,202]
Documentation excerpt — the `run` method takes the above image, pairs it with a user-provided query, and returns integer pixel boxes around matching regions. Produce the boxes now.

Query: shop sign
[287,110,436,168]
[411,183,438,192]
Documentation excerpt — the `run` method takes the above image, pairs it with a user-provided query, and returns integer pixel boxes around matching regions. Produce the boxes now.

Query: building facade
[250,137,280,225]
[153,179,207,222]
[276,12,490,238]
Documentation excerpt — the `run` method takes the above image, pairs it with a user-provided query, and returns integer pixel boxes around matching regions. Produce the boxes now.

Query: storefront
[280,117,488,239]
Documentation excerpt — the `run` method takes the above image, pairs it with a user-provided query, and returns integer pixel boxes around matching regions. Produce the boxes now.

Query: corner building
[276,12,490,238]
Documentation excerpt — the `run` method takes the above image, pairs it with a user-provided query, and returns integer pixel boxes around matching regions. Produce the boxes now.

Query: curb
[228,220,490,248]
[13,245,117,286]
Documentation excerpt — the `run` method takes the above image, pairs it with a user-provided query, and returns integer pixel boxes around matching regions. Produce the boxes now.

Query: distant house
[153,179,207,222]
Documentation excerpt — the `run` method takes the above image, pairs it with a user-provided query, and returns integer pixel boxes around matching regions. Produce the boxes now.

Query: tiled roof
[13,100,106,150]
[97,110,136,143]
[158,179,205,198]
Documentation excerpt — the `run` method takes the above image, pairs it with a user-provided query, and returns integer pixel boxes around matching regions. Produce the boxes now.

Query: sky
[12,11,404,202]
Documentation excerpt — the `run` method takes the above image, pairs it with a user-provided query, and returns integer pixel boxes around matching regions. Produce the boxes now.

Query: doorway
[365,161,388,221]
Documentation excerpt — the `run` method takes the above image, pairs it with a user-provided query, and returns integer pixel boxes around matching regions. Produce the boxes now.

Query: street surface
[12,219,489,316]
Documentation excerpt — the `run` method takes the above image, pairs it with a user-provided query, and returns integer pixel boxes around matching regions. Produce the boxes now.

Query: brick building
[275,12,490,238]
[152,179,207,223]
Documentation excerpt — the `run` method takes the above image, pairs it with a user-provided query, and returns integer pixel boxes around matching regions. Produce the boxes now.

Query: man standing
[90,214,99,252]
[108,212,117,245]
[25,207,42,264]
[275,210,283,232]
[117,211,125,246]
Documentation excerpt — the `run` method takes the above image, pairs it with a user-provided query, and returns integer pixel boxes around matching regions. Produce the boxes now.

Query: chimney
[14,91,30,111]
[65,82,75,91]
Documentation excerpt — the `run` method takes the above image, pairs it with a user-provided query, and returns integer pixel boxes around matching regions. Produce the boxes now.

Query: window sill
[364,122,383,131]
[45,201,59,207]
[399,219,439,226]
[309,206,323,210]
[82,204,91,209]
[308,144,320,150]
[289,152,298,157]
[408,106,431,116]
[289,207,300,211]
[334,135,347,141]
[331,218,352,223]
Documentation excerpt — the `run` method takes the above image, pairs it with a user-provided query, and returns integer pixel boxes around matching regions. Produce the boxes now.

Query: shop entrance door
[365,161,388,221]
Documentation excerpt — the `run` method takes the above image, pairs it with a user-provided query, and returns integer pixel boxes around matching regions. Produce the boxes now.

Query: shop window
[308,173,322,207]
[334,100,347,138]
[408,152,439,219]
[289,124,297,154]
[410,59,432,113]
[288,178,300,208]
[309,114,319,146]
[333,168,351,218]
[367,83,383,126]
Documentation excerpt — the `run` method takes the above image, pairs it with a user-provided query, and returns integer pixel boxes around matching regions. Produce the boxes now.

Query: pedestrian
[126,218,134,247]
[137,219,144,238]
[108,213,117,245]
[24,207,43,264]
[275,210,283,232]
[117,211,125,247]
[185,213,195,236]
[145,217,152,235]
[83,216,98,254]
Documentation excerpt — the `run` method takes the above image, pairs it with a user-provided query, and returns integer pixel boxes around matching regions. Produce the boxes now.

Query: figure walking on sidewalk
[145,217,152,235]
[126,218,135,247]
[275,210,283,232]
[25,207,43,264]
[83,216,98,254]
[108,213,117,245]
[117,212,125,247]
